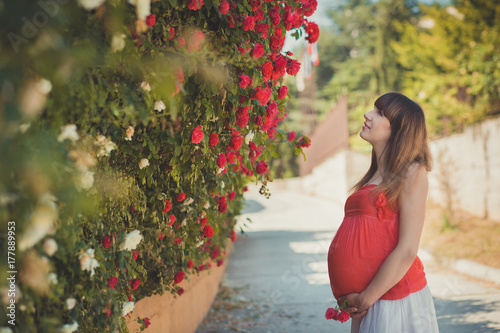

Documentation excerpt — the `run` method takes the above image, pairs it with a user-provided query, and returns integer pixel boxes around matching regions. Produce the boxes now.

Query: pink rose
[288,131,296,141]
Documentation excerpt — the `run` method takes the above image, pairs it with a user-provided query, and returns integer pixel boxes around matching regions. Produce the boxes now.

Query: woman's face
[360,107,392,147]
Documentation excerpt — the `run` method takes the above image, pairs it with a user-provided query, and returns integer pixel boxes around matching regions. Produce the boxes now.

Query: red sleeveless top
[327,184,427,300]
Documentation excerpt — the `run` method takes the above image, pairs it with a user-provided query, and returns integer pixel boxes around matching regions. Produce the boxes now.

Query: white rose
[57,124,80,143]
[21,78,52,118]
[245,131,254,144]
[18,193,58,251]
[111,33,126,52]
[79,248,100,277]
[59,320,78,333]
[203,201,210,209]
[140,81,151,92]
[0,327,13,333]
[43,238,58,256]
[49,273,58,285]
[154,100,166,112]
[122,301,135,317]
[77,170,94,191]
[119,230,142,251]
[183,197,194,206]
[95,135,117,157]
[66,298,77,310]
[125,126,134,141]
[139,158,149,169]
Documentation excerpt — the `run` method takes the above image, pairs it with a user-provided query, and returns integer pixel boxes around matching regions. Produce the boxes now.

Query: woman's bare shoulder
[403,163,428,193]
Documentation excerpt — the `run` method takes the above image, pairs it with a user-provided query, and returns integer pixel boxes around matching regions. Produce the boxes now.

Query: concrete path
[198,188,500,333]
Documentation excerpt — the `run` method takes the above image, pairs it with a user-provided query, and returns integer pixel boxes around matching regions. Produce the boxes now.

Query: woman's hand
[338,293,370,319]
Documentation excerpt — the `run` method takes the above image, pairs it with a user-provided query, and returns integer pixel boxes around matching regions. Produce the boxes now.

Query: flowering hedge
[0,0,316,331]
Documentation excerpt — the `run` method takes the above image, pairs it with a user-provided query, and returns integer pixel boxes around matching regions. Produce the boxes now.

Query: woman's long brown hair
[352,92,432,209]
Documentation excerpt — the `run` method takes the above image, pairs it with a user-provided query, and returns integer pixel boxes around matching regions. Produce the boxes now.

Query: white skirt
[356,285,439,333]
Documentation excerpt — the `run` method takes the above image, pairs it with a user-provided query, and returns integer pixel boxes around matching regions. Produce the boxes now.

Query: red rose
[243,186,248,192]
[187,0,204,10]
[146,14,155,27]
[269,5,281,26]
[188,259,194,268]
[177,288,184,295]
[167,214,176,225]
[262,61,273,80]
[230,229,236,242]
[144,318,151,328]
[228,13,236,28]
[288,131,296,141]
[187,30,204,52]
[278,86,288,100]
[158,232,165,240]
[132,249,139,260]
[162,199,172,213]
[272,55,287,80]
[305,21,319,44]
[167,26,175,40]
[302,0,318,17]
[236,106,249,128]
[239,74,251,89]
[256,160,269,174]
[203,225,214,238]
[217,259,224,267]
[229,134,243,151]
[218,0,229,14]
[255,87,272,105]
[218,202,227,213]
[174,66,184,83]
[255,23,269,39]
[253,116,263,126]
[191,125,204,143]
[177,192,186,202]
[217,153,227,169]
[174,271,185,284]
[178,37,185,46]
[249,141,257,150]
[266,101,278,120]
[254,9,264,22]
[200,217,208,225]
[129,278,141,290]
[270,35,284,52]
[108,276,119,289]
[325,308,338,320]
[337,310,350,323]
[242,15,255,31]
[209,132,219,146]
[175,237,183,245]
[227,152,236,164]
[299,136,311,148]
[103,235,112,249]
[250,43,265,59]
[286,59,301,75]
[199,264,206,271]
[228,191,236,201]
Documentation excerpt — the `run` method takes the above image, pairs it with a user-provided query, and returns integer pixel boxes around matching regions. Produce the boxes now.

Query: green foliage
[0,0,315,331]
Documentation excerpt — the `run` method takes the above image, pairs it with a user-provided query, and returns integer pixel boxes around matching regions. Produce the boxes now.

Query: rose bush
[0,0,316,331]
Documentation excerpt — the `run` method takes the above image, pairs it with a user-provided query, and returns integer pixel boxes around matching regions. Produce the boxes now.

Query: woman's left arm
[342,164,428,317]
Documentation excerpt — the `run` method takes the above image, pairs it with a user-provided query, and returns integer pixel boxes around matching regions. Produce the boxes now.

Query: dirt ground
[422,201,500,270]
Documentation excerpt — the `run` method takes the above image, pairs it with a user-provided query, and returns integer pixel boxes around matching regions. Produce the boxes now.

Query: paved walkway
[198,188,500,333]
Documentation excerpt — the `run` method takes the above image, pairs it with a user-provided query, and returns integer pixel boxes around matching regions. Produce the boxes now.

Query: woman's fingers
[350,310,368,319]
[344,306,358,314]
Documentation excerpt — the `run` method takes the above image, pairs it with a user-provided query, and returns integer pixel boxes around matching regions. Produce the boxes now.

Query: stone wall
[428,117,500,221]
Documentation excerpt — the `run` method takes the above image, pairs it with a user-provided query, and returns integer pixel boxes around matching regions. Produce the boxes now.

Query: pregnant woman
[328,92,439,332]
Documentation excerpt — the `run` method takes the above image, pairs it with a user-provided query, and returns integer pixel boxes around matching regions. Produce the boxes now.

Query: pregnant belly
[327,218,396,299]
